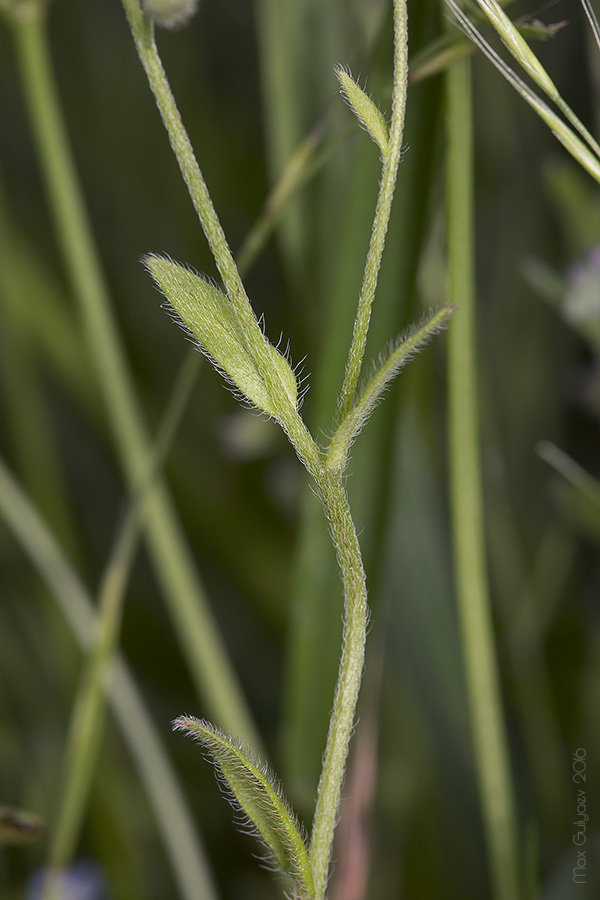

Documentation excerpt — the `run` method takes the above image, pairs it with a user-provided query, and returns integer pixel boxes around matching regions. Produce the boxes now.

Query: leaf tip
[334,64,389,158]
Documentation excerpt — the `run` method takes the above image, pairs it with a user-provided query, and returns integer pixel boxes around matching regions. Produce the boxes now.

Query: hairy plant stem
[337,0,408,420]
[307,8,408,883]
[121,3,404,895]
[121,0,257,337]
[308,472,367,900]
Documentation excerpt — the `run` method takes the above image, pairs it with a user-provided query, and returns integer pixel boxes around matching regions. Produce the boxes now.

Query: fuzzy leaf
[174,717,314,899]
[145,255,298,417]
[327,306,454,472]
[334,66,389,157]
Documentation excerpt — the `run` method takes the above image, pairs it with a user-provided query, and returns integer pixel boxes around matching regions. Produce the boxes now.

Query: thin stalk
[0,164,78,555]
[445,53,520,900]
[119,4,325,476]
[117,5,405,899]
[308,473,367,900]
[235,113,328,276]
[120,0,259,341]
[253,0,309,282]
[0,454,218,900]
[12,6,260,751]
[538,441,600,513]
[336,0,409,420]
[581,0,600,51]
[41,340,200,897]
[445,0,600,183]
[42,496,142,900]
[472,0,600,159]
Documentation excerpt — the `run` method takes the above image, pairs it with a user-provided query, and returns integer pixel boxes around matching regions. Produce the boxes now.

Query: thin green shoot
[0,454,218,900]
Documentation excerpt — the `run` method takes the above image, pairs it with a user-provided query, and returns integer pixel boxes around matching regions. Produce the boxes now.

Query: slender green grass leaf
[253,0,311,280]
[173,717,314,899]
[0,455,218,900]
[581,0,600,51]
[445,0,600,176]
[13,4,262,754]
[326,306,453,471]
[334,66,389,158]
[538,441,600,543]
[446,54,520,900]
[471,0,557,97]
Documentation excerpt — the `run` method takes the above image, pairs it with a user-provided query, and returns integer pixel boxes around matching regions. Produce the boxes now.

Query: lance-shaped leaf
[334,66,389,158]
[327,306,453,472]
[173,717,315,899]
[145,255,298,418]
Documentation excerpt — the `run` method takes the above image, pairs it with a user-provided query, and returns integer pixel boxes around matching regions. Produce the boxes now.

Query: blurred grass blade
[409,31,473,84]
[235,113,328,275]
[0,454,219,900]
[12,5,260,751]
[43,340,200,892]
[538,441,600,543]
[445,52,521,900]
[253,0,312,284]
[174,717,314,899]
[581,0,600,51]
[0,165,80,557]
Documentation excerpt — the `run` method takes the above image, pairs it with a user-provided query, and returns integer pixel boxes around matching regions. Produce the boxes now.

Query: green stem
[12,5,260,751]
[308,472,367,900]
[121,0,259,341]
[336,0,409,419]
[119,3,328,483]
[42,508,139,900]
[445,52,520,900]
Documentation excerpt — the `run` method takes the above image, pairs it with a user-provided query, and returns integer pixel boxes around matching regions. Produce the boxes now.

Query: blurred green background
[0,0,598,898]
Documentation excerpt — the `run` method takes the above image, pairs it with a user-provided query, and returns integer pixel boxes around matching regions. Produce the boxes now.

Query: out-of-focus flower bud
[141,0,199,30]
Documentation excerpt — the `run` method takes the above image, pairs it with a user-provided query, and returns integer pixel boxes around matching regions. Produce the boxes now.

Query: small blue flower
[26,860,106,900]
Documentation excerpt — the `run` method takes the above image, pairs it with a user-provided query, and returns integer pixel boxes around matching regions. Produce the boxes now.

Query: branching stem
[120,4,411,897]
[336,0,409,420]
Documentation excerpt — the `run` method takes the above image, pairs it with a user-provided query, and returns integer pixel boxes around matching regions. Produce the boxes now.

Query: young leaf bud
[334,66,389,158]
[173,717,315,900]
[145,255,298,418]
